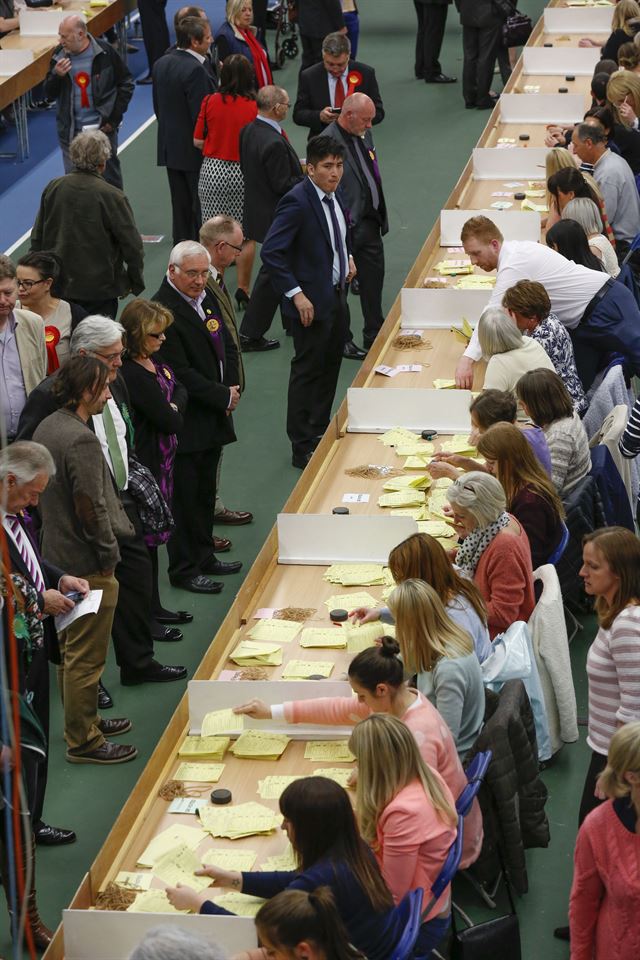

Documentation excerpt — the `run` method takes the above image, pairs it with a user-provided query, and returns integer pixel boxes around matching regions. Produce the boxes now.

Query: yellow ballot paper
[257,775,302,799]
[299,628,347,649]
[313,768,353,788]
[214,893,266,917]
[282,660,334,679]
[137,824,207,868]
[248,618,301,643]
[395,441,435,457]
[261,844,297,871]
[390,505,428,518]
[201,848,258,872]
[343,620,392,653]
[378,427,421,447]
[174,762,225,782]
[200,801,280,839]
[453,276,495,290]
[324,591,378,611]
[383,474,430,492]
[521,198,548,213]
[440,435,477,455]
[416,520,455,539]
[304,740,355,762]
[115,872,153,891]
[433,378,456,390]
[127,890,188,914]
[378,490,426,508]
[178,735,230,760]
[231,730,290,760]
[201,708,245,737]
[230,640,283,666]
[323,563,386,586]
[153,843,213,892]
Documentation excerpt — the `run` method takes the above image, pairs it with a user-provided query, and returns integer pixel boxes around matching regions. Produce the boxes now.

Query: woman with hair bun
[252,887,364,960]
[234,636,483,868]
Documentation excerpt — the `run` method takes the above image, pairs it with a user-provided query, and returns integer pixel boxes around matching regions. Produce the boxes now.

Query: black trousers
[112,498,155,673]
[168,445,221,580]
[462,23,502,107]
[240,264,285,339]
[578,749,607,826]
[413,2,448,79]
[24,645,50,826]
[348,218,385,347]
[73,297,118,320]
[166,168,202,245]
[137,0,170,73]
[287,289,347,456]
[300,34,323,71]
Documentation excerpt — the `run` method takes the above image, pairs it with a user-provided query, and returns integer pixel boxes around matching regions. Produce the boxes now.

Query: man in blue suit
[262,135,356,469]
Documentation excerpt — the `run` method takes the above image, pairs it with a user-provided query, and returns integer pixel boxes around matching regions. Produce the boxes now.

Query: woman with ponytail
[250,887,364,960]
[349,714,458,958]
[234,637,482,868]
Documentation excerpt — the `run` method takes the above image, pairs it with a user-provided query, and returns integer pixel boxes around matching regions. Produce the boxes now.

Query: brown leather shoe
[214,508,253,525]
[66,741,137,764]
[27,892,53,950]
[213,536,232,552]
[98,717,132,737]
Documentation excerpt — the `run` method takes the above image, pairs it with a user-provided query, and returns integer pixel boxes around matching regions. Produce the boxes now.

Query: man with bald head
[239,85,304,351]
[44,15,134,189]
[325,92,388,355]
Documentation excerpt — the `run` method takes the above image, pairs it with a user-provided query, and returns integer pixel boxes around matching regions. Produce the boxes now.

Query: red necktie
[281,128,290,142]
[334,77,346,109]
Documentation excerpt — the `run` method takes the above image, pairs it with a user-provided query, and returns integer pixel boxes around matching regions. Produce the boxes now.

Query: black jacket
[323,120,388,234]
[153,279,239,453]
[458,0,503,29]
[297,0,344,37]
[293,59,384,138]
[120,359,187,482]
[240,118,303,242]
[152,48,215,170]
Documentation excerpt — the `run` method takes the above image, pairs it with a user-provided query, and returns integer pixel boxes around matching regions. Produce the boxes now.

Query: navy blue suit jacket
[261,177,351,322]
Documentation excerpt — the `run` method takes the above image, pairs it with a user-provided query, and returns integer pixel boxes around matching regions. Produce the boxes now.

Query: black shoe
[153,626,183,642]
[121,661,188,686]
[98,680,113,710]
[155,609,193,625]
[34,823,77,846]
[126,43,139,53]
[240,335,280,352]
[235,289,250,309]
[201,558,243,576]
[170,575,223,594]
[292,450,314,469]
[350,277,360,296]
[476,96,499,109]
[136,74,153,85]
[553,927,570,942]
[425,73,457,84]
[343,340,367,360]
[465,102,477,109]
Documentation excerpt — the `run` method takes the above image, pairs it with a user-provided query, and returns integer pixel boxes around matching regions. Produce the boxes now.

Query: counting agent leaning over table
[233,636,483,869]
[166,776,405,960]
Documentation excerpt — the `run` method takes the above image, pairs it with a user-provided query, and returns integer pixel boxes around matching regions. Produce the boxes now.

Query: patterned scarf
[455,512,510,578]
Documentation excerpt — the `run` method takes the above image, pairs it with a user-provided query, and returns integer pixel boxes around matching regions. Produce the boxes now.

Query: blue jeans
[414,914,451,958]
[344,10,360,58]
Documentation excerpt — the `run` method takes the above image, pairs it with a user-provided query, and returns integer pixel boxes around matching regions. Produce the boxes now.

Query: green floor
[2,2,593,956]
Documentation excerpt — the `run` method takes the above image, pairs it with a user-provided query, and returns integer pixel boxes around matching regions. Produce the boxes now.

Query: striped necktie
[6,515,45,593]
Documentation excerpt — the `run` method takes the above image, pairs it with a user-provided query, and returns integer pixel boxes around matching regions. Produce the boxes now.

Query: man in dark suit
[297,0,345,70]
[239,85,304,351]
[413,0,457,84]
[136,0,170,84]
[325,92,388,354]
[293,32,384,140]
[262,135,356,469]
[152,17,215,244]
[154,242,243,594]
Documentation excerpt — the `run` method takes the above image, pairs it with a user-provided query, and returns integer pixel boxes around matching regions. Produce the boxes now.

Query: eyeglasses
[222,240,244,253]
[147,331,166,340]
[95,349,125,363]
[174,265,210,280]
[16,278,46,291]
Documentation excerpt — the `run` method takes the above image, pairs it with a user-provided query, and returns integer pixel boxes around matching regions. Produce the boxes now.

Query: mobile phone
[65,591,85,603]
[329,107,341,114]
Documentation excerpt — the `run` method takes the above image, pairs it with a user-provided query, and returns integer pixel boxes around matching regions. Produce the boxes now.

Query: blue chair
[389,889,424,960]
[456,750,492,818]
[622,229,640,267]
[546,522,569,566]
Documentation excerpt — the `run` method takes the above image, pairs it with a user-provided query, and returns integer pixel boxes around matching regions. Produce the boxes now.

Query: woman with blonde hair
[477,422,564,569]
[215,0,272,88]
[477,307,555,394]
[568,721,640,957]
[579,0,640,62]
[349,714,458,958]
[387,579,485,755]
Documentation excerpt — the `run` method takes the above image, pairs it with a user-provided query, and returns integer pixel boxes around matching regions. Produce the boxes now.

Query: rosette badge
[347,70,363,91]
[44,326,61,373]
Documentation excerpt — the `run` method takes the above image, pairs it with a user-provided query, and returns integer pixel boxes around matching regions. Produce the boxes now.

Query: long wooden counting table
[45,2,612,957]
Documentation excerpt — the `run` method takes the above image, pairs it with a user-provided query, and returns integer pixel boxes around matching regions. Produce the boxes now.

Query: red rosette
[347,70,363,90]
[74,71,91,108]
[44,325,61,374]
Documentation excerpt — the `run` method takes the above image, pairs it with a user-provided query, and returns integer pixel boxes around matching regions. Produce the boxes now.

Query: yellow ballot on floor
[201,708,245,737]
[174,762,225,782]
[282,660,334,679]
[303,740,355,762]
[247,618,302,643]
[213,893,266,916]
[313,768,353,788]
[200,801,280,839]
[229,640,283,666]
[299,627,347,649]
[127,890,188,914]
[137,824,207,868]
[178,735,230,760]
[153,843,213,892]
[231,730,290,760]
[201,849,258,872]
[257,775,302,799]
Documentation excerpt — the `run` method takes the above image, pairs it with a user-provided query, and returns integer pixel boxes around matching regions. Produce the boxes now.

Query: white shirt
[285,178,348,296]
[93,398,129,490]
[464,241,608,361]
[328,68,349,107]
[256,114,282,134]
[185,48,206,64]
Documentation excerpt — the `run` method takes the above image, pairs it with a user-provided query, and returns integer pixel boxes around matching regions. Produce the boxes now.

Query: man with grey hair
[43,15,134,189]
[129,926,226,960]
[153,242,243,594]
[294,30,384,139]
[0,441,87,842]
[16,316,188,689]
[239,85,303,351]
[31,130,144,320]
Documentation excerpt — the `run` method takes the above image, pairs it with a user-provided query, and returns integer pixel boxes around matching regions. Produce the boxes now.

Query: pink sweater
[376,778,457,920]
[283,692,482,869]
[569,800,640,960]
[473,521,535,639]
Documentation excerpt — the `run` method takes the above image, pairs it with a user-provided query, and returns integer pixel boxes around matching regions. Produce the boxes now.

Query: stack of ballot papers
[324,591,378,611]
[378,490,426,508]
[323,563,386,586]
[435,259,473,275]
[201,708,245,737]
[394,440,435,458]
[199,801,280,839]
[127,890,188,913]
[342,620,393,653]
[389,505,430,519]
[257,775,302,799]
[453,275,495,290]
[303,741,355,762]
[433,379,457,390]
[415,519,455,539]
[378,427,422,447]
[440,435,477,456]
[229,640,283,667]
[260,844,297,871]
[174,762,225,782]
[230,730,290,759]
[383,474,431,492]
[248,618,302,643]
[282,660,334,679]
[201,849,258,871]
[137,825,207,868]
[214,893,266,916]
[299,627,347,649]
[153,843,212,892]
[178,736,230,760]
[313,768,353,787]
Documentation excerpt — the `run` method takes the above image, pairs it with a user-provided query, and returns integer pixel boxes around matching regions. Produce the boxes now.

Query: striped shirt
[619,396,640,463]
[543,413,591,495]
[587,605,640,755]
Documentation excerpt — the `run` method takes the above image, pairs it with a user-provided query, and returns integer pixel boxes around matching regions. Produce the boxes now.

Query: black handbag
[492,0,533,48]
[450,863,521,959]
